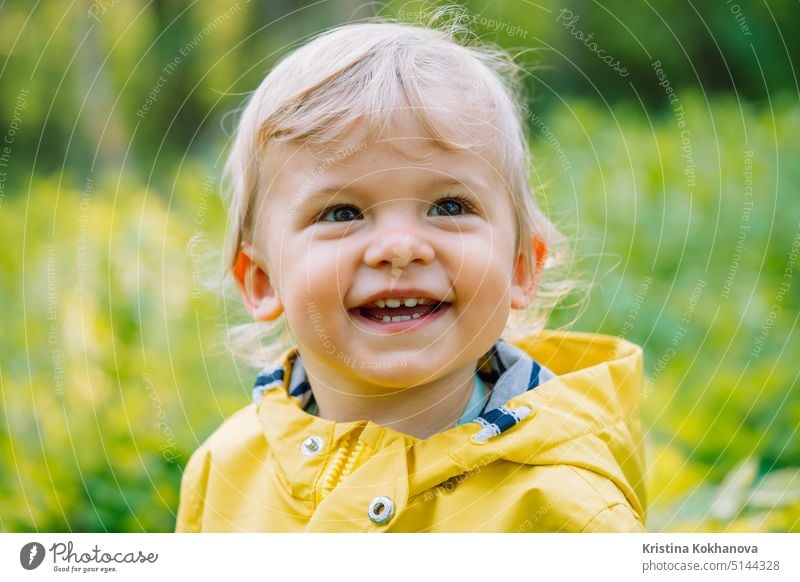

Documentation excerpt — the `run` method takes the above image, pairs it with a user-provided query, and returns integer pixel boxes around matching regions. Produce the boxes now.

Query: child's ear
[510,236,547,310]
[233,243,283,321]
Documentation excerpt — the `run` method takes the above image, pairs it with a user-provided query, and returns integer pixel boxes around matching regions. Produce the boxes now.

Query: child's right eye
[318,205,364,222]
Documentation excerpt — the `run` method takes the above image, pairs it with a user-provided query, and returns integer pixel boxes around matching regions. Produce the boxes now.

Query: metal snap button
[301,436,323,456]
[368,496,395,525]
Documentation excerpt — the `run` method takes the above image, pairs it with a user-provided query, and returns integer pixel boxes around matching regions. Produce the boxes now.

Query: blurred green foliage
[1,1,796,184]
[540,93,800,531]
[2,94,797,532]
[0,170,248,531]
[1,2,798,532]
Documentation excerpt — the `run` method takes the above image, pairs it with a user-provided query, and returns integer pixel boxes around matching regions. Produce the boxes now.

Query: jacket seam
[531,416,633,459]
[567,464,617,508]
[562,426,645,518]
[579,503,642,533]
[568,464,642,531]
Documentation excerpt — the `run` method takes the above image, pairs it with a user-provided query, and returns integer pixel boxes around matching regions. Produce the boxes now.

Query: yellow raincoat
[176,330,646,532]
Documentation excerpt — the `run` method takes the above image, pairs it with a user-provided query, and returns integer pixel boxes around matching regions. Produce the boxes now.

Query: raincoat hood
[176,330,646,532]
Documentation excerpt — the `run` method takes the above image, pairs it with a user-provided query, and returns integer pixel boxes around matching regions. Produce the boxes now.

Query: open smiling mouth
[350,297,451,324]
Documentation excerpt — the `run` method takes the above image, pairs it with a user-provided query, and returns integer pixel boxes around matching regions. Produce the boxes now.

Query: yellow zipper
[320,436,366,499]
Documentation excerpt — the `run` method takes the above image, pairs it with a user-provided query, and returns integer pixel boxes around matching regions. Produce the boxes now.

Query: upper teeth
[375,298,428,308]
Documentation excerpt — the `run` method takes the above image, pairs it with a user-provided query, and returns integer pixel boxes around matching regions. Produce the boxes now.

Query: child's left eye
[428,196,474,217]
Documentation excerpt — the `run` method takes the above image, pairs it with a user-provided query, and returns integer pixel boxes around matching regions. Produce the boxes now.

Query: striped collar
[252,339,555,441]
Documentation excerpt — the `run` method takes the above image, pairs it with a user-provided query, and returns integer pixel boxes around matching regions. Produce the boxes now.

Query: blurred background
[1,0,798,532]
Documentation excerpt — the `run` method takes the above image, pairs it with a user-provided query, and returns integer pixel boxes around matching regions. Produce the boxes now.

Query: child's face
[236,114,543,388]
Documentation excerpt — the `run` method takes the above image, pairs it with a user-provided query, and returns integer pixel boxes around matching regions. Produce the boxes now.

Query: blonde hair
[221,15,573,367]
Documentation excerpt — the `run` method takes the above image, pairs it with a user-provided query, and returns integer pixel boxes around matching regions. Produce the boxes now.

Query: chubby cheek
[452,237,515,330]
[278,240,354,340]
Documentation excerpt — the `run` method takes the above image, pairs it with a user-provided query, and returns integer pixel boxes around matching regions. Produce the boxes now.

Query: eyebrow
[297,176,491,205]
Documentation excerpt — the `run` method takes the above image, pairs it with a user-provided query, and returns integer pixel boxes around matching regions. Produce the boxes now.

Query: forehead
[264,111,507,203]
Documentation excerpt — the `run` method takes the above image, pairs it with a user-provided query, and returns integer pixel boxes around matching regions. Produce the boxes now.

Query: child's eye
[428,196,474,217]
[319,204,363,222]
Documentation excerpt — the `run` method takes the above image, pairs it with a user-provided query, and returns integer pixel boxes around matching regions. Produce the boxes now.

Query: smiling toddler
[176,19,646,532]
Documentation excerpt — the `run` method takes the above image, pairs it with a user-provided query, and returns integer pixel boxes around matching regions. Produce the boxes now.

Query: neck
[302,359,476,439]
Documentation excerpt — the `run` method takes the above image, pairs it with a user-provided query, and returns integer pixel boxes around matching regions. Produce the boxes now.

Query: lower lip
[349,303,451,333]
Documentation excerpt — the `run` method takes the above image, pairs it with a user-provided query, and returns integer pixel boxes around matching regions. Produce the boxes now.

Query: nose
[363,223,435,270]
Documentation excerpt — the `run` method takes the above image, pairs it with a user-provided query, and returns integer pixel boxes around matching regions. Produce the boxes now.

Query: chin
[344,356,445,389]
